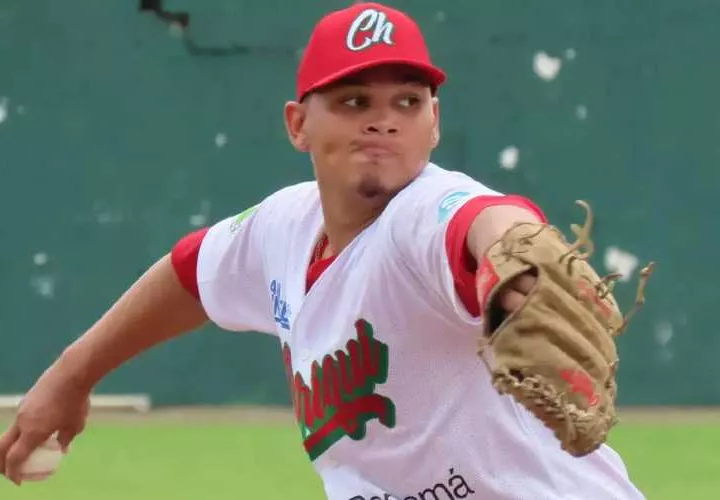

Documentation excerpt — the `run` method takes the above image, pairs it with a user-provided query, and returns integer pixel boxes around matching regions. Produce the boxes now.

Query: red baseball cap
[296,2,447,101]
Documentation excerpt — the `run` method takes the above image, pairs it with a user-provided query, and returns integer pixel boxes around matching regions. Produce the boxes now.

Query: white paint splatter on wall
[33,253,48,266]
[189,214,206,226]
[30,276,55,299]
[575,105,588,120]
[655,319,674,362]
[655,319,673,345]
[30,252,54,298]
[168,22,184,38]
[533,52,562,81]
[499,146,519,170]
[603,246,640,282]
[189,200,212,227]
[0,97,9,125]
[215,133,228,148]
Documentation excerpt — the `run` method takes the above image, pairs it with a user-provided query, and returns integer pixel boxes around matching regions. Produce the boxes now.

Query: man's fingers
[57,423,83,454]
[0,424,20,476]
[499,289,526,312]
[4,431,50,485]
[512,273,537,295]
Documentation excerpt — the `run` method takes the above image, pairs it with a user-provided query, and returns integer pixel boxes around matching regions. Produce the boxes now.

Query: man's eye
[343,96,368,108]
[398,95,421,108]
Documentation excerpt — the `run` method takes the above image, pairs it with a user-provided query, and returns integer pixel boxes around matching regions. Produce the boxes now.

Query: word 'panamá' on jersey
[283,320,396,460]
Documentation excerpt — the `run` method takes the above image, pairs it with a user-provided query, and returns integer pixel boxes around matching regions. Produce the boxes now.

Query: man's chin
[354,177,413,203]
[356,181,387,200]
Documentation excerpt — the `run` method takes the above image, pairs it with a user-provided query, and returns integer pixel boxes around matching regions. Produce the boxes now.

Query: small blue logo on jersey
[438,191,471,222]
[270,280,292,330]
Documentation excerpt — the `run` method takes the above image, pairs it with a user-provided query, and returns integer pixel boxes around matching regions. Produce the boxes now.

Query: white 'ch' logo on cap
[346,8,395,52]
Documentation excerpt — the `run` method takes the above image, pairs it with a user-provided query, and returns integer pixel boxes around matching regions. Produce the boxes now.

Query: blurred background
[1,0,718,498]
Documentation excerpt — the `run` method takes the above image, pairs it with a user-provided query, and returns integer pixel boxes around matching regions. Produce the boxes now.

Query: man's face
[285,65,440,202]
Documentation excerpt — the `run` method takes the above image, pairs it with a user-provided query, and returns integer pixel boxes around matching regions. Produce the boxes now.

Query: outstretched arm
[0,253,207,485]
[1,198,276,486]
[59,252,208,391]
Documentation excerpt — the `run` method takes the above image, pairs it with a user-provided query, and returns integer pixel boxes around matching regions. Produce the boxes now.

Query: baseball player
[1,3,650,499]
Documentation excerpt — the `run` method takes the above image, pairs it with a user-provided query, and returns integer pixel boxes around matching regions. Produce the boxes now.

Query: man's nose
[363,109,399,135]
[364,123,399,134]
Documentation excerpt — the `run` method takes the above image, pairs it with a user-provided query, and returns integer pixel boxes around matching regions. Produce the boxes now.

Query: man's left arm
[388,186,547,321]
[443,195,547,318]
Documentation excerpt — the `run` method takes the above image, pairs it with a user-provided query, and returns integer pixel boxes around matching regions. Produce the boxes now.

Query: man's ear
[284,101,309,152]
[431,96,441,148]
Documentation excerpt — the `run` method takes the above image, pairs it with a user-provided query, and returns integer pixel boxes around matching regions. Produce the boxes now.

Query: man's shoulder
[240,180,319,221]
[411,163,499,193]
[252,180,322,237]
[208,180,318,237]
[390,163,503,213]
[264,180,319,206]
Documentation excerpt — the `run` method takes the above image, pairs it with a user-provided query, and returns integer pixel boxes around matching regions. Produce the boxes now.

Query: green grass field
[1,408,718,499]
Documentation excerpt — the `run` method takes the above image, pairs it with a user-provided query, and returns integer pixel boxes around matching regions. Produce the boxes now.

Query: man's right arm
[57,249,208,392]
[0,238,210,484]
[1,202,273,484]
[61,197,273,387]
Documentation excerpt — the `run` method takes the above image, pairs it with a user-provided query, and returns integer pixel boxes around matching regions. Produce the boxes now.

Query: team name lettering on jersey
[349,467,476,500]
[346,8,395,52]
[270,279,291,330]
[283,320,396,460]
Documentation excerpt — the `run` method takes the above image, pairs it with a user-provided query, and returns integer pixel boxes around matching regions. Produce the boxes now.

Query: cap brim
[299,58,447,100]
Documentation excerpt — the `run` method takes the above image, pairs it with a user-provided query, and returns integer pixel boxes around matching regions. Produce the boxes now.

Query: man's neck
[318,191,389,258]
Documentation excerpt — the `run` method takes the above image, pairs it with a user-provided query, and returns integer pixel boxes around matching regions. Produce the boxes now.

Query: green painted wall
[1,0,715,406]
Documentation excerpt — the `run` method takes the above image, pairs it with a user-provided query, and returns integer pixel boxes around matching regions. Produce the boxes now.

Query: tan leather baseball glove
[476,200,654,457]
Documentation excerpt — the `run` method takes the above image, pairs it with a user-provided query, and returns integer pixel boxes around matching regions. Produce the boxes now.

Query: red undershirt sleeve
[170,227,209,300]
[444,195,548,317]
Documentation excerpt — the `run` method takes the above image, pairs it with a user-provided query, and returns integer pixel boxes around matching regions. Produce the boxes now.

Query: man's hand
[0,254,208,486]
[0,363,91,485]
[494,273,537,313]
[466,203,541,315]
[469,199,654,456]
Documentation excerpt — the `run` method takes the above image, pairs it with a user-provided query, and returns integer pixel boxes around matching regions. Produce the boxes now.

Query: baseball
[19,434,64,482]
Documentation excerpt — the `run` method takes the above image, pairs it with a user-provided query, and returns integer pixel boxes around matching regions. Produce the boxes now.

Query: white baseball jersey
[173,163,645,500]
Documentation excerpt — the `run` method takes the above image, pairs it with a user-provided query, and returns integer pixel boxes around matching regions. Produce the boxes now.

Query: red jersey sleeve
[170,227,209,300]
[444,195,547,317]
